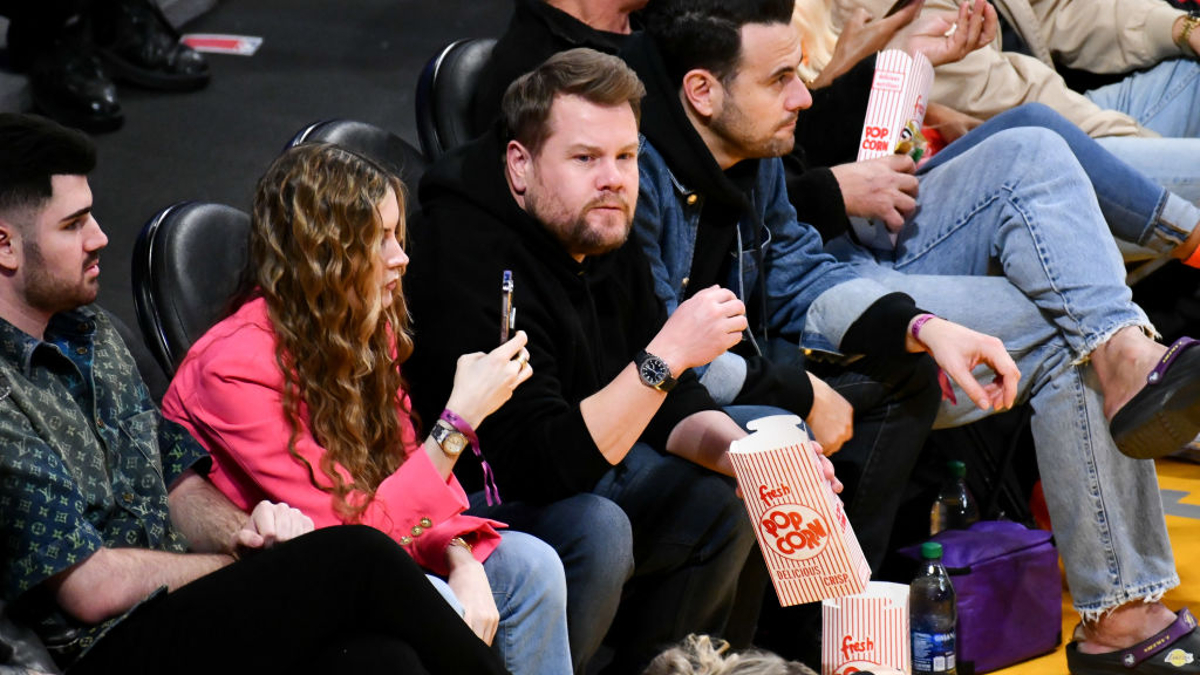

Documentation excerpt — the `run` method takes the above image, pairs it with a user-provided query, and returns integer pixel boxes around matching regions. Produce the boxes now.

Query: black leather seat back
[415,38,497,161]
[288,119,428,215]
[132,202,251,377]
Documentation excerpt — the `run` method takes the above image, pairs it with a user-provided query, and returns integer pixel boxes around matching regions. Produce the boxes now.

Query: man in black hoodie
[405,48,840,674]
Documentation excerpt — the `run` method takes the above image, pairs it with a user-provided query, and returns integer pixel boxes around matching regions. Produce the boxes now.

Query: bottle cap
[948,460,966,478]
[921,541,943,560]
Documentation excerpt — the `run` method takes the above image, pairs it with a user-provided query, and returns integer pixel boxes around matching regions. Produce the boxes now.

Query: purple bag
[900,521,1062,674]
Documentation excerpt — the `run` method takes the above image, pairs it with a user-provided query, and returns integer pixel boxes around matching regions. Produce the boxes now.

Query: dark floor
[78,0,511,333]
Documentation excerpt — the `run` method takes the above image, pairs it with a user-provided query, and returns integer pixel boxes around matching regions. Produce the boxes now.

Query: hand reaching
[812,0,925,88]
[445,330,533,429]
[890,0,998,67]
[911,316,1020,412]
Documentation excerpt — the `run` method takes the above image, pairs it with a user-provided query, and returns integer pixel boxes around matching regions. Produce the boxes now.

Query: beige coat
[832,0,1190,137]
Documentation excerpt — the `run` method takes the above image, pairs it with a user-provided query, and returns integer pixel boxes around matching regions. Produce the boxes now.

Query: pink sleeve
[162,321,502,575]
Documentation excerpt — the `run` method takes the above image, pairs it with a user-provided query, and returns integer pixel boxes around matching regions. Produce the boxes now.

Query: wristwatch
[634,350,677,392]
[430,420,468,458]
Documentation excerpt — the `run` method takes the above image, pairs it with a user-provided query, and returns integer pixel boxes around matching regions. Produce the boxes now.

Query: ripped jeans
[825,127,1178,617]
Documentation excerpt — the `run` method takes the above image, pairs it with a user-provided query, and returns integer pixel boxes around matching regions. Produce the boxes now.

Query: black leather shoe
[92,0,211,91]
[28,39,124,133]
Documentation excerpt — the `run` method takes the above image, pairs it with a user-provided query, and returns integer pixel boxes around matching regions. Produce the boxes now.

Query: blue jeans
[924,103,1198,258]
[826,127,1179,618]
[468,493,633,675]
[427,530,572,675]
[1085,59,1200,205]
[591,443,757,674]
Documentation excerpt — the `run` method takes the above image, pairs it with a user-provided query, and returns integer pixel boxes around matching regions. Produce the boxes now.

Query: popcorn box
[822,581,911,675]
[851,48,934,250]
[728,415,871,607]
[856,49,934,162]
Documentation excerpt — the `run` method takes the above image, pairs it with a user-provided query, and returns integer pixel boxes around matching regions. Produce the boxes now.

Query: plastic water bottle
[910,542,957,675]
[930,460,980,535]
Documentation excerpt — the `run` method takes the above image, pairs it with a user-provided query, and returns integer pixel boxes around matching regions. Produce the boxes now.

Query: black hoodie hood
[622,31,773,341]
[417,124,625,284]
[621,32,759,213]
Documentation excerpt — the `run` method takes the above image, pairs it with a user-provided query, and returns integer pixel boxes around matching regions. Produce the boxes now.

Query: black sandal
[1067,608,1200,674]
[1110,337,1200,459]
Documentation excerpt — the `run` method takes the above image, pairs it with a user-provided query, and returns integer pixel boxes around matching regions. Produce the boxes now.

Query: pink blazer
[162,298,502,575]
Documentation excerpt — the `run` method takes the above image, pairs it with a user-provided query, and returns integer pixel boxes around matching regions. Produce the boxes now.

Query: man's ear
[506,140,533,196]
[681,68,722,120]
[0,219,20,274]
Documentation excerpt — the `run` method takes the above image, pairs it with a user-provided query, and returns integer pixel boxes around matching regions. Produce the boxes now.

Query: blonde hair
[642,635,818,675]
[250,142,412,520]
[792,0,840,83]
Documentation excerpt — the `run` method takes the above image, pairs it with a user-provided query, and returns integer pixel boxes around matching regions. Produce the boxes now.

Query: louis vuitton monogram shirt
[0,306,209,665]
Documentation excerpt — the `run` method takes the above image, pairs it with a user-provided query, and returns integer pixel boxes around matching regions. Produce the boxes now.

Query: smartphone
[500,270,516,344]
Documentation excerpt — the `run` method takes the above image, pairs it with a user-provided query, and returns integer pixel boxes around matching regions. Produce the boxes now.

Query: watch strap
[431,420,465,457]
[439,408,502,506]
[634,350,678,392]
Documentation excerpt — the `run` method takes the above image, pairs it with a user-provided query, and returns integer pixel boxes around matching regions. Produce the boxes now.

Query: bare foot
[1091,326,1168,420]
[1076,601,1178,654]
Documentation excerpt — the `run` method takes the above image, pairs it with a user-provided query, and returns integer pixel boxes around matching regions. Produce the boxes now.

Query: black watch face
[640,356,670,385]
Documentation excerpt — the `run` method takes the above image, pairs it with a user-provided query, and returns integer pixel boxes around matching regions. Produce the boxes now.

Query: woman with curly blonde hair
[163,142,571,675]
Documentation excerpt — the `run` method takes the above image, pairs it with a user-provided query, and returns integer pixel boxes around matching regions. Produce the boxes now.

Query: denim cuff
[1147,192,1199,254]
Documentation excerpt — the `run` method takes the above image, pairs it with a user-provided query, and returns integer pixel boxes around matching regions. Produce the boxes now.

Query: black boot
[27,19,123,133]
[92,0,210,91]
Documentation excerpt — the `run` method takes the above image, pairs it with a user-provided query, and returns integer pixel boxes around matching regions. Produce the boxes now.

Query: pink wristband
[910,313,938,342]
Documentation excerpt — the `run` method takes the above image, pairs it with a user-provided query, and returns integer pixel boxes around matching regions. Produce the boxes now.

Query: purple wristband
[910,313,938,343]
[439,409,478,445]
[440,408,502,506]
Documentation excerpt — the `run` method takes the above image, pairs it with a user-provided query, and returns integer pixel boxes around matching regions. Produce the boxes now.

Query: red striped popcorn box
[729,415,871,607]
[822,582,912,675]
[856,49,934,162]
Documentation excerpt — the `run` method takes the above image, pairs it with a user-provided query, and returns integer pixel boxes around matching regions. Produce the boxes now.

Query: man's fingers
[897,172,920,194]
[236,528,265,550]
[885,153,917,173]
[945,363,993,411]
[994,354,1021,408]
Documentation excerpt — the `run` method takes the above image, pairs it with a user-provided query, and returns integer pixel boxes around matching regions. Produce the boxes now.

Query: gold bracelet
[1177,13,1199,58]
[448,536,474,554]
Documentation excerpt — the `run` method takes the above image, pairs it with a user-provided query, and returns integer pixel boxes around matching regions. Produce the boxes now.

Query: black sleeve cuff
[841,292,925,356]
[783,166,851,243]
[643,369,719,449]
[731,354,815,419]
